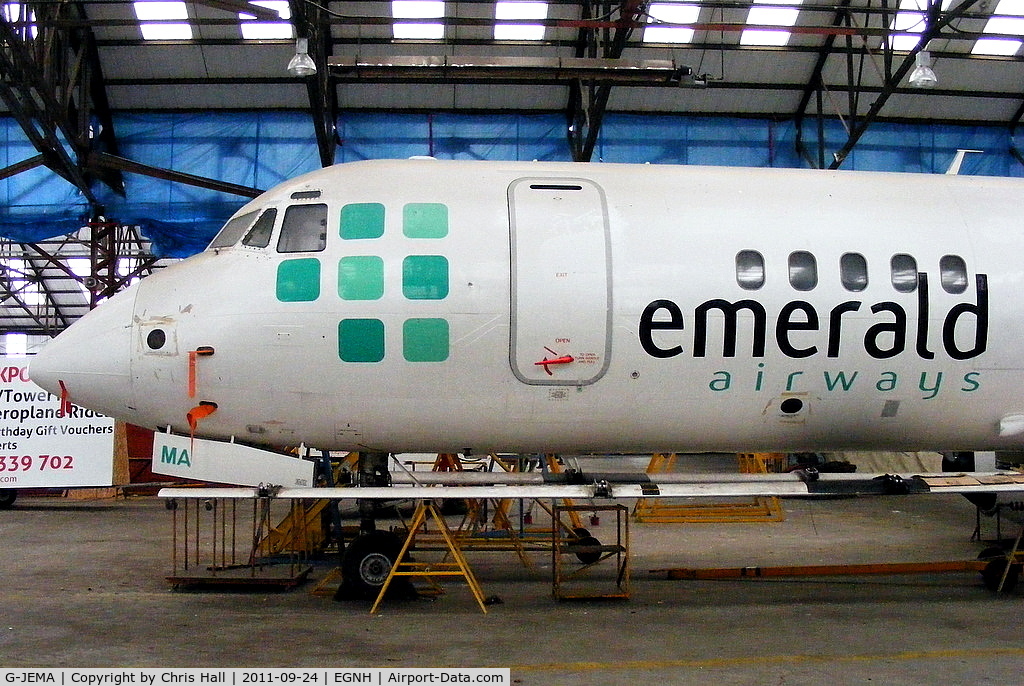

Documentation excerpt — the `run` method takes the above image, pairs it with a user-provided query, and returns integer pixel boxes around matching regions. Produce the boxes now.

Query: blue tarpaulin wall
[2,111,1022,257]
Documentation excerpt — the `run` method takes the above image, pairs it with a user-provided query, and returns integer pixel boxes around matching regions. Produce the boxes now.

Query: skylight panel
[4,334,27,358]
[887,0,952,51]
[2,3,37,39]
[740,0,803,47]
[134,1,193,41]
[643,2,700,44]
[494,1,548,41]
[972,0,1024,56]
[239,1,292,40]
[392,0,445,40]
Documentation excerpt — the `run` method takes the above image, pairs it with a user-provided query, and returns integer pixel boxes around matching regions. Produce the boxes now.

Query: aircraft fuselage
[28,159,1024,453]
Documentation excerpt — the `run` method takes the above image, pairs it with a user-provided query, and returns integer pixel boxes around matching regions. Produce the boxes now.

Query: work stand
[552,503,630,600]
[166,495,312,589]
[370,500,489,614]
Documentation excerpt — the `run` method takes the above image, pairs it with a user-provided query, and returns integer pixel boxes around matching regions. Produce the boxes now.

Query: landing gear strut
[336,452,413,600]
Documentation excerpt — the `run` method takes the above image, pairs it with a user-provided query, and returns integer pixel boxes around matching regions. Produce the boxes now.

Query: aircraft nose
[29,287,137,419]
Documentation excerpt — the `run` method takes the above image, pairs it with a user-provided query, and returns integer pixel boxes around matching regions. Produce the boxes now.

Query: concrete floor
[2,491,1023,684]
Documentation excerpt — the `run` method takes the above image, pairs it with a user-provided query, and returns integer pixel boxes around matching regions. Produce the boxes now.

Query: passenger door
[508,178,612,386]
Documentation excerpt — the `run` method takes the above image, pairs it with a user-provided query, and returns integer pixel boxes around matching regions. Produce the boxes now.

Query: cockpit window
[242,208,277,248]
[209,210,258,249]
[277,204,328,253]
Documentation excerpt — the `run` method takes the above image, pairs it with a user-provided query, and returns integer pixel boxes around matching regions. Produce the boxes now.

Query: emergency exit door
[509,178,612,386]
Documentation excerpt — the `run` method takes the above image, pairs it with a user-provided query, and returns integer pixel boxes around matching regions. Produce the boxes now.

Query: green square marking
[339,256,384,300]
[340,203,385,240]
[339,319,385,363]
[403,318,449,362]
[276,258,321,302]
[402,255,449,300]
[403,203,449,238]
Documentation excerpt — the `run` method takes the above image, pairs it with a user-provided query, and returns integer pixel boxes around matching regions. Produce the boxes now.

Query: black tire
[978,546,1006,561]
[571,535,603,565]
[337,530,413,600]
[0,489,16,510]
[981,559,1020,593]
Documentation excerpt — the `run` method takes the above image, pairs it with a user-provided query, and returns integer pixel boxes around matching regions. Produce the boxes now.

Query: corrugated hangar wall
[2,112,1022,258]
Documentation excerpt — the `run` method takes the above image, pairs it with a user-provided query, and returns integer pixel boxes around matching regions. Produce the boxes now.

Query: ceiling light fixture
[908,50,937,88]
[287,37,317,76]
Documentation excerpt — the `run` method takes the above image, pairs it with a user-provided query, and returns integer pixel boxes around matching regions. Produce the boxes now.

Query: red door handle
[534,355,574,375]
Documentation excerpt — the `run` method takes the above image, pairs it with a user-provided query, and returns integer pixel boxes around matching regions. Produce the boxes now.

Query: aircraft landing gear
[335,452,414,600]
[0,489,16,510]
[337,529,411,599]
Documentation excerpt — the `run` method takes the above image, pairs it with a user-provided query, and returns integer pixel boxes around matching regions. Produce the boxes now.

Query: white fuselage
[28,159,1024,453]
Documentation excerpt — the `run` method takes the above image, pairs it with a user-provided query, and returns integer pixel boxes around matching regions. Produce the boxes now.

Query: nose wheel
[336,530,413,600]
[335,451,414,601]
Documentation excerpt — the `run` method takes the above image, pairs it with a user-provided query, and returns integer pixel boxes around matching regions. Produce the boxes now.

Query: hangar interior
[2,0,1024,346]
[5,5,1024,677]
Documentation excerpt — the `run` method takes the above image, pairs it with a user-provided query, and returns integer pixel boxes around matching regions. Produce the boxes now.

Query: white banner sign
[152,432,314,487]
[0,358,116,488]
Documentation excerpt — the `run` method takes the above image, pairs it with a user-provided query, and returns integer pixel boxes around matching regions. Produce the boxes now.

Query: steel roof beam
[326,56,699,85]
[0,244,71,334]
[88,152,264,198]
[566,1,646,162]
[794,0,854,168]
[0,154,46,181]
[0,1,122,201]
[827,0,983,169]
[290,0,338,168]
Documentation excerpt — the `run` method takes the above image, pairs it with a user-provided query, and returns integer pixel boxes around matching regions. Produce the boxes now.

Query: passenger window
[891,253,918,293]
[735,250,765,290]
[940,254,968,294]
[242,208,277,248]
[788,251,817,291]
[209,210,258,249]
[277,204,327,253]
[840,252,868,292]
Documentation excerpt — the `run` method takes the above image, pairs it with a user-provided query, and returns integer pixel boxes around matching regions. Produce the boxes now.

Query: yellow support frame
[370,500,489,614]
[633,453,786,523]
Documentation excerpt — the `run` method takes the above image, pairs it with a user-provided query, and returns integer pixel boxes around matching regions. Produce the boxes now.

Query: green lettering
[875,371,898,392]
[786,371,804,391]
[160,446,177,465]
[919,371,943,400]
[709,371,731,392]
[824,370,858,391]
[961,371,981,392]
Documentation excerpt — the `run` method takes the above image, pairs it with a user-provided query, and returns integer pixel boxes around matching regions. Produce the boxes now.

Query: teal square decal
[340,203,385,240]
[276,258,321,302]
[403,203,448,238]
[339,319,385,363]
[339,256,384,300]
[403,318,449,362]
[402,255,449,300]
